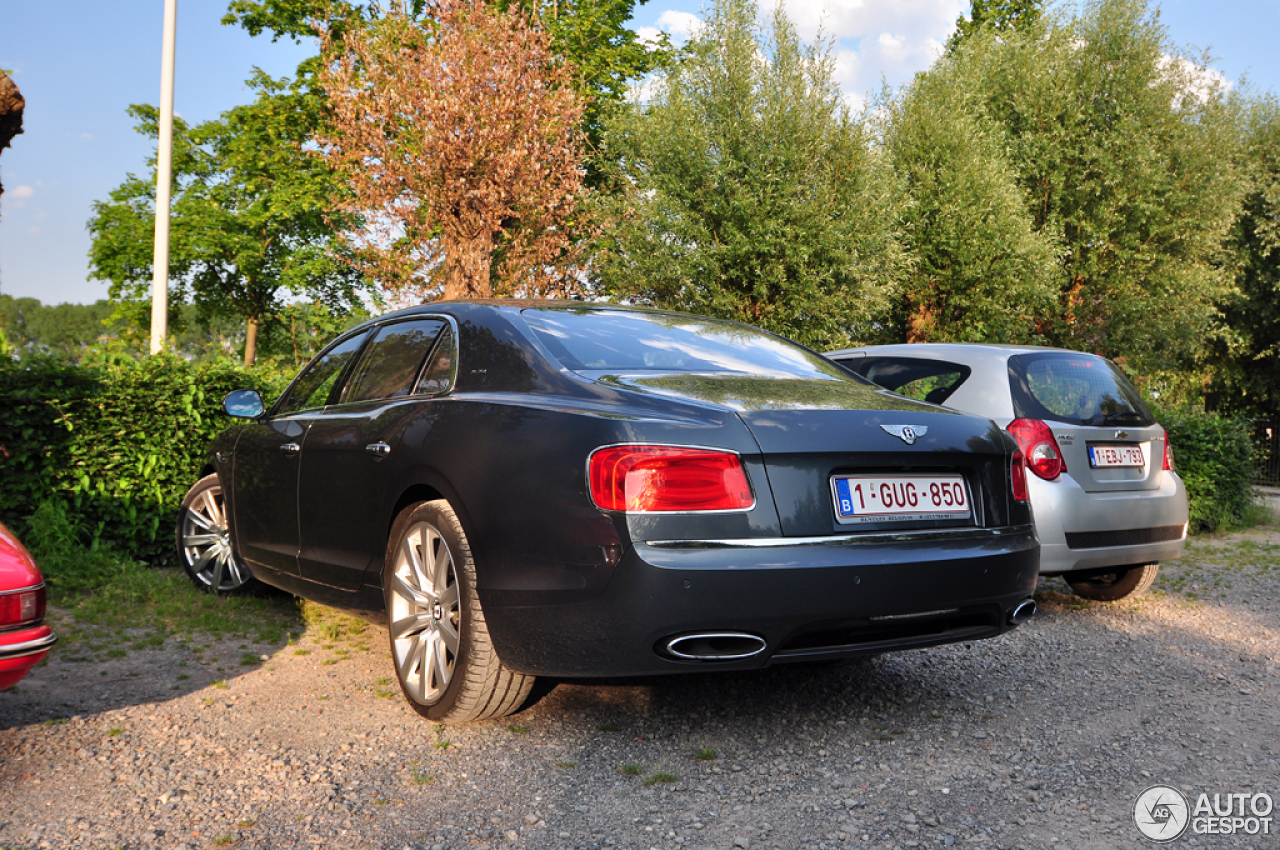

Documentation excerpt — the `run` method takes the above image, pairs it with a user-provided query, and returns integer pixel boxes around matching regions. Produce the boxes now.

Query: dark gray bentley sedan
[178,301,1039,722]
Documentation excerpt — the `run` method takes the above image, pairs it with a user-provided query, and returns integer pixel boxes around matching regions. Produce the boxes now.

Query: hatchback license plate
[831,475,971,524]
[1087,444,1145,468]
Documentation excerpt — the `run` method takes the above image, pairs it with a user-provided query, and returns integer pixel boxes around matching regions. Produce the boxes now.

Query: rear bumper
[0,625,56,690]
[1030,471,1188,574]
[481,525,1039,677]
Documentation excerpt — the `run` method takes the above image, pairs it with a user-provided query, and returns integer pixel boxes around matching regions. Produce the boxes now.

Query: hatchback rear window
[1008,352,1153,427]
[522,308,858,382]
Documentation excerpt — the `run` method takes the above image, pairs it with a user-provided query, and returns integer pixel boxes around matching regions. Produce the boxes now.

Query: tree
[947,0,1042,51]
[881,70,1059,343]
[1209,96,1280,417]
[0,295,118,358]
[88,74,366,365]
[936,0,1246,372]
[317,0,592,300]
[225,0,665,166]
[0,71,24,223]
[593,0,908,350]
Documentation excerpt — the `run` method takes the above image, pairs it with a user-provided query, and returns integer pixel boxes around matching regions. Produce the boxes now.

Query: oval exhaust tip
[1009,598,1037,625]
[663,632,767,661]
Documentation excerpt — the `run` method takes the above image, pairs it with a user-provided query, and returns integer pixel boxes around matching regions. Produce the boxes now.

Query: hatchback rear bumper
[1030,471,1188,574]
[481,525,1039,677]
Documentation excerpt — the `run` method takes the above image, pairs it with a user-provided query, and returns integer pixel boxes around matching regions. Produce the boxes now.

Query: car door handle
[279,443,301,456]
[366,442,391,459]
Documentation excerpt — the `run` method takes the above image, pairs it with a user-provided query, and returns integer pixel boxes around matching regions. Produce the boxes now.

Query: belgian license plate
[831,474,971,524]
[1088,444,1145,468]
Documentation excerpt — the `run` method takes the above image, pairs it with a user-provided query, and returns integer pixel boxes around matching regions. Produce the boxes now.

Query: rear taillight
[1011,450,1029,502]
[1007,418,1066,481]
[589,445,754,512]
[0,585,46,628]
[1161,427,1174,472]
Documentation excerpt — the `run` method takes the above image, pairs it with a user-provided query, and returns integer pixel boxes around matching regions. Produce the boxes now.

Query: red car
[0,521,56,689]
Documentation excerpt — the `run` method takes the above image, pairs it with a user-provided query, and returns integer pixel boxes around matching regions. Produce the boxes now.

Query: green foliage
[23,498,295,638]
[1157,407,1257,532]
[87,73,367,365]
[1209,95,1280,418]
[0,355,290,561]
[595,0,908,350]
[880,66,1059,343]
[930,0,1247,373]
[947,0,1043,51]
[0,296,120,358]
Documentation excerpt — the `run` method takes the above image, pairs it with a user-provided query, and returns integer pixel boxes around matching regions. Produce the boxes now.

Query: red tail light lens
[589,446,754,512]
[1161,428,1174,472]
[1006,418,1066,481]
[1010,450,1029,502]
[0,585,46,628]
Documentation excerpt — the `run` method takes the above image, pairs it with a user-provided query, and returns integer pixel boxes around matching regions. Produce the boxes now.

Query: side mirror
[223,389,266,419]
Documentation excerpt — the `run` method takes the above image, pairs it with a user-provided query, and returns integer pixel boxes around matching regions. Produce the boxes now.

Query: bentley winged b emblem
[880,424,928,445]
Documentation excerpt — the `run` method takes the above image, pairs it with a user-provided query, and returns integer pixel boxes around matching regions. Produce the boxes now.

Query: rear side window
[844,357,971,405]
[415,325,456,395]
[1008,352,1153,426]
[342,319,446,403]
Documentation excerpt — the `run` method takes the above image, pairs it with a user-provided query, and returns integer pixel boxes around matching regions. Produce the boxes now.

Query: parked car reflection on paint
[179,302,1040,723]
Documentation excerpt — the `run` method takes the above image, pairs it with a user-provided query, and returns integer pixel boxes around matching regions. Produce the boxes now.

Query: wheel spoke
[192,547,217,575]
[419,630,435,695]
[437,582,458,611]
[398,633,422,683]
[185,510,217,532]
[183,533,221,547]
[401,534,425,587]
[432,632,450,687]
[390,613,427,641]
[211,554,226,592]
[390,574,432,609]
[432,541,451,597]
[199,490,224,529]
[438,617,459,654]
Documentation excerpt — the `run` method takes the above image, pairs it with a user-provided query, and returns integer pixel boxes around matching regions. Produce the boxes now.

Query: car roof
[824,342,1105,362]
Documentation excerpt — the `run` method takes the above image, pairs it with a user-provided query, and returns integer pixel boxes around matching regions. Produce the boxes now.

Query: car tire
[384,500,535,723]
[1065,563,1159,601]
[177,473,261,595]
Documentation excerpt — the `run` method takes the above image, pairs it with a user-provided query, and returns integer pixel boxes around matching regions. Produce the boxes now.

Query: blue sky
[1,0,1277,305]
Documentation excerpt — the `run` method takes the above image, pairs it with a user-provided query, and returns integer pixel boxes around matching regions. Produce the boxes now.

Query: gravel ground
[2,522,1278,850]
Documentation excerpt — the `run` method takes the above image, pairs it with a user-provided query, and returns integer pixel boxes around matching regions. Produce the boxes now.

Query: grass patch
[410,768,434,785]
[300,600,368,644]
[213,679,228,690]
[25,499,298,640]
[694,747,717,761]
[619,763,643,776]
[235,818,257,829]
[643,771,679,786]
[506,724,530,735]
[554,760,576,769]
[240,653,261,666]
[107,726,124,736]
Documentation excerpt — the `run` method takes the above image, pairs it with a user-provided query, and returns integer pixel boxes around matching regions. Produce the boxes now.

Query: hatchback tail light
[1010,450,1029,502]
[0,584,46,628]
[589,445,754,512]
[1006,418,1066,481]
[1161,428,1174,472]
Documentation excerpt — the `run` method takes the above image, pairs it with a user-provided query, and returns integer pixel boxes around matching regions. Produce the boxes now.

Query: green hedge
[1156,406,1258,532]
[0,355,289,562]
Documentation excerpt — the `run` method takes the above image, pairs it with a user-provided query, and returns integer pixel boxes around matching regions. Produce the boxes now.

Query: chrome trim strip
[0,631,57,661]
[643,524,1036,549]
[0,582,44,597]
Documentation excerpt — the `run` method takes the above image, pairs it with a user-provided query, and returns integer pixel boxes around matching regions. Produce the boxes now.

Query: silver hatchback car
[825,344,1188,601]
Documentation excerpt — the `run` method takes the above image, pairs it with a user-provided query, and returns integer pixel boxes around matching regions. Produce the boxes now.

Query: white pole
[151,0,178,355]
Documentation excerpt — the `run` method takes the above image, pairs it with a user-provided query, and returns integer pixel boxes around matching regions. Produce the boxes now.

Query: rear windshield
[1008,352,1153,427]
[522,308,860,381]
[842,357,972,405]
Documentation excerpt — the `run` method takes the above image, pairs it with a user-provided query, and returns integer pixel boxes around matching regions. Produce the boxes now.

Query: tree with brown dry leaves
[318,0,593,301]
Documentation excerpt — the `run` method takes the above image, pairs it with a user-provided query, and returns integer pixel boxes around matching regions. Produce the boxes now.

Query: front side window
[277,331,371,414]
[1008,352,1154,427]
[341,319,446,404]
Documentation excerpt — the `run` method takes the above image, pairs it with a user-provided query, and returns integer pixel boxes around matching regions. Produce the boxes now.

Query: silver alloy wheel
[180,484,252,592]
[389,521,461,705]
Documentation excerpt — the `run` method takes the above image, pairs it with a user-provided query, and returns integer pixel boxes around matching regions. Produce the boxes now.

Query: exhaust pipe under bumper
[662,632,767,661]
[1008,598,1037,626]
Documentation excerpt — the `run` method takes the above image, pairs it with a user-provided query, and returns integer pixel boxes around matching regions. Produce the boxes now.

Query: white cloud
[10,185,34,199]
[658,10,704,41]
[1156,55,1232,105]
